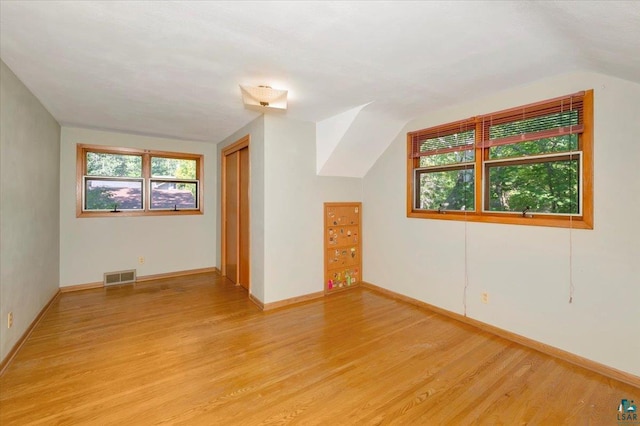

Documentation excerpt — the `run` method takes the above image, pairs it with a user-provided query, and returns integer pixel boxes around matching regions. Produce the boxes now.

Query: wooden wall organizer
[324,202,361,294]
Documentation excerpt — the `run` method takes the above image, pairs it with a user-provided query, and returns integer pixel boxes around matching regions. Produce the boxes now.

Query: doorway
[221,135,250,290]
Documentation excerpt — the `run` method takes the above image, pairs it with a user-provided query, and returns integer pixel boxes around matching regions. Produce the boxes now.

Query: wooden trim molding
[60,267,220,292]
[406,90,594,230]
[221,134,250,156]
[136,267,219,282]
[361,281,640,389]
[0,290,60,376]
[76,143,205,218]
[248,293,264,310]
[59,281,103,293]
[220,134,251,284]
[251,291,325,312]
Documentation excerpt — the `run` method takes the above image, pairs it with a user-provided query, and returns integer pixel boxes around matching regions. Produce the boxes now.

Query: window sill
[77,210,203,218]
[407,210,593,229]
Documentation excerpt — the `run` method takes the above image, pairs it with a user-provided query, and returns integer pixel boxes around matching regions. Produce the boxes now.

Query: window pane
[418,169,474,211]
[151,181,197,209]
[487,159,579,213]
[418,130,474,155]
[489,134,578,159]
[420,149,474,167]
[86,152,142,177]
[85,179,143,210]
[151,157,197,179]
[490,110,578,139]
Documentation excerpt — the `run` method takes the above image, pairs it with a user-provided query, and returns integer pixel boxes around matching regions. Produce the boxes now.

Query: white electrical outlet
[481,292,489,304]
[8,312,13,328]
[138,256,145,264]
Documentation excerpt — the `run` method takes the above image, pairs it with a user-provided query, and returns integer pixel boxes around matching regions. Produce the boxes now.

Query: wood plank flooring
[1,272,638,425]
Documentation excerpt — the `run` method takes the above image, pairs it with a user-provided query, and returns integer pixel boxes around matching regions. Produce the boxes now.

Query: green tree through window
[78,145,203,217]
[407,90,593,229]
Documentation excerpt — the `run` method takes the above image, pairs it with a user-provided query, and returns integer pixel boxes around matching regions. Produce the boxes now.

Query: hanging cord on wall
[463,206,469,316]
[569,207,574,304]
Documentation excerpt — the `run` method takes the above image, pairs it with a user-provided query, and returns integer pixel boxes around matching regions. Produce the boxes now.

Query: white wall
[217,116,266,302]
[363,71,640,376]
[0,60,60,362]
[59,127,216,287]
[263,115,362,303]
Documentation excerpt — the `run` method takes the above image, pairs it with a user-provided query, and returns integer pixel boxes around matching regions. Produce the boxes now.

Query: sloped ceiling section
[317,103,406,177]
[316,102,370,175]
[316,104,368,175]
[532,2,640,83]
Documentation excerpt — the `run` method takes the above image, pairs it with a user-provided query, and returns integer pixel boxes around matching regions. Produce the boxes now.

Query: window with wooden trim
[77,144,203,217]
[407,90,593,229]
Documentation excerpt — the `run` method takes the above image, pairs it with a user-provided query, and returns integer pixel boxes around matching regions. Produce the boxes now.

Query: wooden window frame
[406,90,593,229]
[76,144,204,218]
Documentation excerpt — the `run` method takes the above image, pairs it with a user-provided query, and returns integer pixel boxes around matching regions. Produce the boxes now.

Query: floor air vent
[103,269,136,286]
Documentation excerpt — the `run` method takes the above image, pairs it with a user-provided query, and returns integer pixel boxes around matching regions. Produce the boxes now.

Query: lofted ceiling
[1,1,639,173]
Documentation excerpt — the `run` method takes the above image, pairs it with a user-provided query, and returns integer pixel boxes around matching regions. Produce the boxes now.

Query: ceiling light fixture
[239,85,288,110]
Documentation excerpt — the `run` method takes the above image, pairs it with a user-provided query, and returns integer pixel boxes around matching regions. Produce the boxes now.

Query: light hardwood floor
[1,273,638,425]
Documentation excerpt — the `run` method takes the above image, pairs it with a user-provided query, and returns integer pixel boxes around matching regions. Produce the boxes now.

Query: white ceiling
[1,1,639,144]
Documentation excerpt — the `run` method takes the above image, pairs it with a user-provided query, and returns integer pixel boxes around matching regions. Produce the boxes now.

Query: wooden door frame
[221,135,250,289]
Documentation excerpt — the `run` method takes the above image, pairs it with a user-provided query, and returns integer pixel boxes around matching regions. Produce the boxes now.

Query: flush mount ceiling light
[239,85,288,110]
